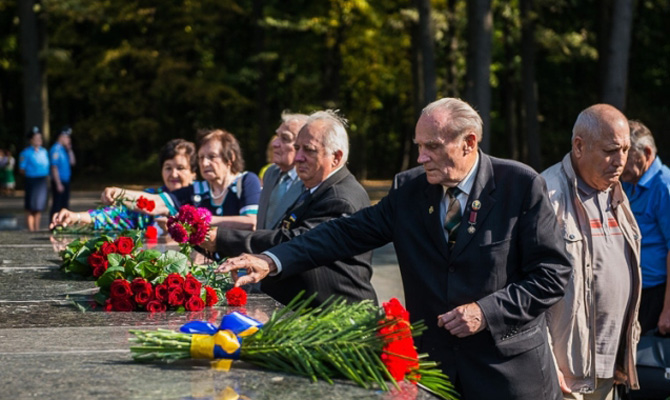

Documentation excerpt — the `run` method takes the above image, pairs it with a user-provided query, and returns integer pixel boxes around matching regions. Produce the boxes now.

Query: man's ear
[644,146,653,159]
[463,132,477,155]
[572,137,584,159]
[332,150,344,167]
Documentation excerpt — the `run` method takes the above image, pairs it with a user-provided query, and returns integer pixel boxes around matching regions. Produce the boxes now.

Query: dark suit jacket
[267,152,571,400]
[216,166,377,306]
[257,164,304,230]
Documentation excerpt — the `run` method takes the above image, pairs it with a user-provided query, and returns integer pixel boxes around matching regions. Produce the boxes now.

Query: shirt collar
[442,153,479,197]
[308,165,344,193]
[286,167,299,182]
[636,156,662,188]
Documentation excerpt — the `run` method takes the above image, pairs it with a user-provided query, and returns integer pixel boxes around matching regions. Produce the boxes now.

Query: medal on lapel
[467,200,481,234]
[429,206,434,214]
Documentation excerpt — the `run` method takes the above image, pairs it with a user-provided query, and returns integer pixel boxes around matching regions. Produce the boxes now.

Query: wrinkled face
[162,153,196,192]
[414,113,476,187]
[293,121,338,189]
[573,123,630,191]
[621,148,649,184]
[198,140,231,184]
[271,121,299,171]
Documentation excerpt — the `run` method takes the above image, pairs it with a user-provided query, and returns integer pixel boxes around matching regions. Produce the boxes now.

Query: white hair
[307,109,349,164]
[422,98,483,142]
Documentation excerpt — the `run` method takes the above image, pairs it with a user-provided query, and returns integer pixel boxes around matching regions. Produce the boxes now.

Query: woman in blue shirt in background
[19,127,50,231]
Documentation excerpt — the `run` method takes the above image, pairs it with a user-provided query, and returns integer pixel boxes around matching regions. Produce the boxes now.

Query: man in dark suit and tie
[218,98,571,399]
[257,112,308,230]
[201,110,377,306]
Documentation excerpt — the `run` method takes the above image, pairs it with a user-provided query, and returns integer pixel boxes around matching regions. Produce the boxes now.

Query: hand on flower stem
[101,187,124,205]
[198,227,218,253]
[437,302,487,338]
[216,253,276,287]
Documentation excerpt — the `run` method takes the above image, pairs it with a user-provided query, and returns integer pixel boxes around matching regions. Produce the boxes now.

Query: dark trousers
[638,282,667,334]
[50,181,71,217]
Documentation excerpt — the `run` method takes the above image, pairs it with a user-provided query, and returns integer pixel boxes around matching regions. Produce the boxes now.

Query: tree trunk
[521,0,542,170]
[465,0,492,152]
[600,0,633,111]
[417,0,436,106]
[19,0,48,139]
[252,0,269,170]
[501,21,518,161]
[403,12,423,172]
[444,0,460,97]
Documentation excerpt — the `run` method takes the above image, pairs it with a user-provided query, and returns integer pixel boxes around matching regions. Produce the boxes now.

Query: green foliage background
[0,0,669,184]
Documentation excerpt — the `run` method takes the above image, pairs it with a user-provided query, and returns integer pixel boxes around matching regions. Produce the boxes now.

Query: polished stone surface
[0,228,435,399]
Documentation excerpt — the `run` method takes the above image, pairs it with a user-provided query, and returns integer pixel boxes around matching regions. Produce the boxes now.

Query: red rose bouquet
[128,293,459,399]
[104,273,219,312]
[59,233,142,278]
[167,205,211,257]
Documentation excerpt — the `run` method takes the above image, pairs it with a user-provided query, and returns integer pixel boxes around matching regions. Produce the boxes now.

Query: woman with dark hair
[19,127,50,231]
[50,139,197,230]
[100,129,261,231]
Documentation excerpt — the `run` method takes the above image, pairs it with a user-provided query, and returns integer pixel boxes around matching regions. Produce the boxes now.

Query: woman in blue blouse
[101,129,261,231]
[50,139,197,230]
[19,127,50,231]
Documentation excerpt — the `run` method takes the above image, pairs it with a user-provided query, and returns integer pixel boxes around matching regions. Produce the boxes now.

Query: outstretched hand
[216,253,277,287]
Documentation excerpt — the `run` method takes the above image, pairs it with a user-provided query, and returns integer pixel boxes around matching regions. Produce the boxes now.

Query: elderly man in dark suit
[202,110,377,306]
[218,98,571,399]
[257,112,308,230]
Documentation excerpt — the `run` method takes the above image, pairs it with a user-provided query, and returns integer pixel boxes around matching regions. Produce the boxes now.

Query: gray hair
[628,119,657,156]
[571,104,628,146]
[280,111,309,130]
[422,98,483,142]
[307,109,349,164]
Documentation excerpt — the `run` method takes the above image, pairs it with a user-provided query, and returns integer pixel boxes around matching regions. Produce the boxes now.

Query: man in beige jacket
[541,104,642,400]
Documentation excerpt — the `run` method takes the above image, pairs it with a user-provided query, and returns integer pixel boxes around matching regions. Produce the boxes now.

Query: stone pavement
[0,193,428,400]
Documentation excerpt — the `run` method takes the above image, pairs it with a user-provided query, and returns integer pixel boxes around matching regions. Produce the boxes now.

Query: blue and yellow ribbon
[179,312,263,370]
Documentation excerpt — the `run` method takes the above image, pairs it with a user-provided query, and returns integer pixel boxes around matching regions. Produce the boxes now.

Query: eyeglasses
[198,154,222,162]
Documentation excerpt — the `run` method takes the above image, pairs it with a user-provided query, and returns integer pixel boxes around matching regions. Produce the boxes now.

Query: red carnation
[114,236,134,255]
[136,196,155,212]
[225,287,247,307]
[185,295,205,312]
[183,274,202,296]
[145,225,158,240]
[379,298,419,382]
[100,241,118,256]
[205,286,218,307]
[111,297,135,312]
[146,300,167,313]
[110,279,133,299]
[165,273,185,288]
[104,298,114,312]
[168,286,185,307]
[154,284,169,303]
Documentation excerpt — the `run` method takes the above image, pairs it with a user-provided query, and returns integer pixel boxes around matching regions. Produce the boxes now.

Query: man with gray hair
[621,120,670,336]
[542,104,641,399]
[258,112,308,230]
[217,97,571,399]
[201,109,377,306]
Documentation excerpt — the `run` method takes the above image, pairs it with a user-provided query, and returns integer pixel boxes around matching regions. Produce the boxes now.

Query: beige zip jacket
[541,153,642,393]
